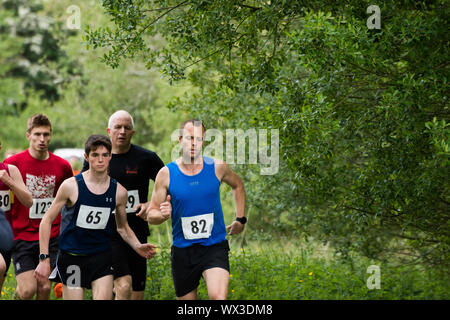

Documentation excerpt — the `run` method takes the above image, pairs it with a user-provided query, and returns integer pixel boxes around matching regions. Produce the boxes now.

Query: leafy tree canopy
[87,0,448,271]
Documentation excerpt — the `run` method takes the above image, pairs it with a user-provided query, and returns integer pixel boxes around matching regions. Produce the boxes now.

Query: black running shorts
[52,250,113,289]
[111,234,147,291]
[171,240,230,297]
[12,237,58,275]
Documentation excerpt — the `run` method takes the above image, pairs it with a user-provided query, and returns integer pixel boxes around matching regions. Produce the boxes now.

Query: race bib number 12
[29,198,54,219]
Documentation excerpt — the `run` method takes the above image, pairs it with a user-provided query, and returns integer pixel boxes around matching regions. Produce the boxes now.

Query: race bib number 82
[181,213,214,240]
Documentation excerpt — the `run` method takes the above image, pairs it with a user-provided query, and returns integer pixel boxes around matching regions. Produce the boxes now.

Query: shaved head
[108,110,134,129]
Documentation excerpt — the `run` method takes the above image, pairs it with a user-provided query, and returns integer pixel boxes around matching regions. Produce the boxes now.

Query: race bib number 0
[29,197,54,219]
[126,190,140,213]
[181,213,214,240]
[76,205,111,230]
[0,190,11,211]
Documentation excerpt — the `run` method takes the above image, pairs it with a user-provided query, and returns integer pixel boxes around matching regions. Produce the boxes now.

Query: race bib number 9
[126,190,140,213]
[29,197,54,219]
[76,205,111,230]
[181,213,214,240]
[0,190,11,211]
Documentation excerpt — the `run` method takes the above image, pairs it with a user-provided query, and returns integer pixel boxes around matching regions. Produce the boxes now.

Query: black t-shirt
[82,144,164,237]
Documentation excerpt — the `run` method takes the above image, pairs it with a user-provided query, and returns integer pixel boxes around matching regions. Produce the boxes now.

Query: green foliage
[86,0,450,271]
[0,0,189,164]
[0,0,81,110]
[2,240,448,299]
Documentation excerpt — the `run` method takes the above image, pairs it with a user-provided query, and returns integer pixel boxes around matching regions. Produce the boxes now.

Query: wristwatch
[39,253,50,261]
[236,216,247,225]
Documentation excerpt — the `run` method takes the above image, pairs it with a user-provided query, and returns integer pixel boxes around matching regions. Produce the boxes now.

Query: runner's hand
[34,260,51,284]
[0,169,12,186]
[160,195,171,220]
[226,220,245,235]
[135,202,148,221]
[136,243,157,259]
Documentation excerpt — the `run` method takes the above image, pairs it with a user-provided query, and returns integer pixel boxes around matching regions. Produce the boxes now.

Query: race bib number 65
[76,205,111,230]
[181,213,214,240]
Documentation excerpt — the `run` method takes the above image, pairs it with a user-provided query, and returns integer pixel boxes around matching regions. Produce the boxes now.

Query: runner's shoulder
[155,166,170,183]
[59,176,77,193]
[115,181,129,202]
[213,158,230,171]
[2,149,28,165]
[130,144,162,160]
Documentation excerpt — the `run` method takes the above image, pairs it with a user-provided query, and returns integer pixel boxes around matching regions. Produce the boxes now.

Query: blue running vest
[59,174,117,254]
[168,157,226,248]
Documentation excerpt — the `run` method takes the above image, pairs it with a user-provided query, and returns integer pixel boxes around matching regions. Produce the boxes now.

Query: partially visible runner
[35,135,157,300]
[4,115,73,300]
[82,110,164,300]
[1,140,34,292]
[0,208,14,289]
[141,119,247,300]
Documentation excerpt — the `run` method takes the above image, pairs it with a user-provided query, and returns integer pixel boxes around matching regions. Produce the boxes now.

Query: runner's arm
[115,183,156,259]
[146,167,171,225]
[35,178,74,282]
[217,160,246,219]
[0,165,33,208]
[216,160,246,235]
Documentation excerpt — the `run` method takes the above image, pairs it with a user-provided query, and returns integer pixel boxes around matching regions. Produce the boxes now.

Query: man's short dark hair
[84,135,112,156]
[27,114,52,133]
[179,119,206,136]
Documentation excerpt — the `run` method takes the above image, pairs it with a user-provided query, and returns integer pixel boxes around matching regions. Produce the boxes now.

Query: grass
[2,231,449,300]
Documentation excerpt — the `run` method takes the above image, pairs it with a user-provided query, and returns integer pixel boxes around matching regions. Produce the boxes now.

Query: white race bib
[112,190,140,214]
[0,190,11,212]
[181,213,214,240]
[125,190,140,213]
[29,197,54,219]
[76,205,111,230]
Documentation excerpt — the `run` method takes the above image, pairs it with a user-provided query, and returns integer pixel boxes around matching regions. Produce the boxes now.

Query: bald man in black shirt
[82,110,164,299]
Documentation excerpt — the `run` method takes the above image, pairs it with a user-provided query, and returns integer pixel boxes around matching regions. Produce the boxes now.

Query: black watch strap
[39,253,50,261]
[236,216,247,225]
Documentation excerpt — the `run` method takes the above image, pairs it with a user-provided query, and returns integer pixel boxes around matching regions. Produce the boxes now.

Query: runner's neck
[177,156,204,175]
[28,148,49,161]
[83,170,109,186]
[112,143,131,155]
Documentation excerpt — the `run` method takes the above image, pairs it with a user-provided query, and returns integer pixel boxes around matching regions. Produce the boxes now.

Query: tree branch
[121,0,191,56]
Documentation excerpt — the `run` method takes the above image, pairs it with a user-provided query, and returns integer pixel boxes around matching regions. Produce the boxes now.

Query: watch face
[237,217,247,224]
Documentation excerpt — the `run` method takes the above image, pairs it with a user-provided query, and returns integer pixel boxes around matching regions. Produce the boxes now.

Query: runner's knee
[17,285,36,300]
[114,277,132,297]
[209,290,227,300]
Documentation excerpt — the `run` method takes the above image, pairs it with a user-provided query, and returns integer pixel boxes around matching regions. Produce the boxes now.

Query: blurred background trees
[1,0,448,273]
[85,0,449,272]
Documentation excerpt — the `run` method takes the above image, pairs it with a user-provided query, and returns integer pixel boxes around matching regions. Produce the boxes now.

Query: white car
[53,148,85,161]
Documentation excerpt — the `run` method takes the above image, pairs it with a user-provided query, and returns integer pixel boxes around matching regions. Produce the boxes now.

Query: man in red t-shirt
[4,114,73,300]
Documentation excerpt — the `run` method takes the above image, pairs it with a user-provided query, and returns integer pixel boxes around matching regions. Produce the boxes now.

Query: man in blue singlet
[34,135,156,300]
[141,119,247,300]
